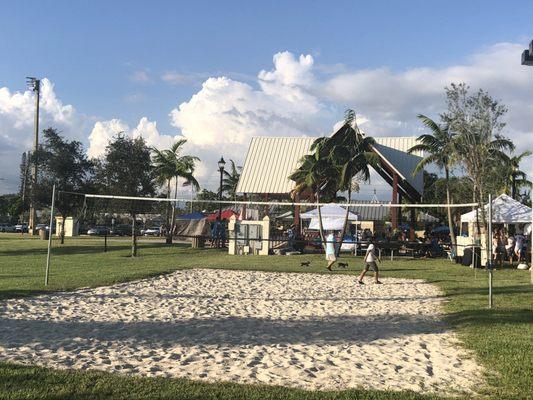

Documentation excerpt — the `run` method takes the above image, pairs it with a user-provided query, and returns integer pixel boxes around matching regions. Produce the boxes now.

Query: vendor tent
[301,204,359,231]
[176,211,206,220]
[460,194,532,224]
[206,209,238,221]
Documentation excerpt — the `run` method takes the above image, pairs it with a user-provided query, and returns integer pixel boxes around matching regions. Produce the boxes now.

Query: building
[236,125,425,238]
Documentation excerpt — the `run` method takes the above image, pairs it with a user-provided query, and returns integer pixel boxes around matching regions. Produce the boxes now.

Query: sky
[1,0,532,199]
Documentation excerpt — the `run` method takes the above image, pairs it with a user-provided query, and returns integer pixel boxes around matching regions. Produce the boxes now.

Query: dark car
[87,226,110,236]
[109,224,132,236]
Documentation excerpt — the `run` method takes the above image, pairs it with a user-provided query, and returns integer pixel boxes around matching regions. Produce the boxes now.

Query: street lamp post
[26,77,41,235]
[217,157,226,221]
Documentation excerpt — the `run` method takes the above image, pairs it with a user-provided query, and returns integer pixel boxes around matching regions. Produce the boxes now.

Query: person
[287,225,296,249]
[325,231,337,271]
[515,232,525,262]
[505,234,515,266]
[357,242,381,284]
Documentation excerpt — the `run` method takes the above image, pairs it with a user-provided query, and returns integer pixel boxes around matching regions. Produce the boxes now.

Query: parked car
[0,223,16,233]
[14,223,28,233]
[87,226,110,236]
[141,227,161,236]
[109,224,132,236]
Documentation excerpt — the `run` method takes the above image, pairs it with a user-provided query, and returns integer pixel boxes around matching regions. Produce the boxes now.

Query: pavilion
[235,125,425,239]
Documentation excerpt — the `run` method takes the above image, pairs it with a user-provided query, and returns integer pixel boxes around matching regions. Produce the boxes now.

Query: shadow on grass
[446,308,533,328]
[0,242,186,257]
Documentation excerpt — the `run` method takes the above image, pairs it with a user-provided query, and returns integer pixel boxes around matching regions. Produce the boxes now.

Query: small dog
[300,261,311,267]
[338,262,349,269]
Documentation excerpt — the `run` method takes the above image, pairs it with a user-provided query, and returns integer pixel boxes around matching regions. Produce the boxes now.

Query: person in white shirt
[515,233,524,261]
[357,242,381,284]
[325,231,337,271]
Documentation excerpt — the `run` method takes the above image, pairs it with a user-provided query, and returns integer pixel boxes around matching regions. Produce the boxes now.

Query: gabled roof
[236,135,424,198]
[236,137,315,194]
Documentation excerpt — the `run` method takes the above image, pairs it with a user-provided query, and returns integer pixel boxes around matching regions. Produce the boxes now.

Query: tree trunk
[511,175,516,200]
[444,167,456,251]
[169,176,178,243]
[473,183,481,236]
[165,179,172,244]
[131,213,137,257]
[60,213,66,244]
[316,191,326,251]
[336,187,351,257]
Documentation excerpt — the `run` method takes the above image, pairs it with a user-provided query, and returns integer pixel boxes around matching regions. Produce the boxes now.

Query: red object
[206,209,237,221]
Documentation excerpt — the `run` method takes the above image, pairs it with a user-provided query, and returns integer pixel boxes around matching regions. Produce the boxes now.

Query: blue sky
[1,1,532,196]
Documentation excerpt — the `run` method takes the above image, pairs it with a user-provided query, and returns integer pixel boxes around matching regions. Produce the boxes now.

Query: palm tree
[408,115,458,250]
[152,140,200,244]
[506,151,532,199]
[327,110,376,255]
[289,141,338,250]
[221,159,242,199]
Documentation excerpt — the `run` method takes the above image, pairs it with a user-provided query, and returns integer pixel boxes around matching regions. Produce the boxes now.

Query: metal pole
[45,184,56,286]
[104,233,107,253]
[218,168,224,220]
[29,79,40,235]
[487,193,493,308]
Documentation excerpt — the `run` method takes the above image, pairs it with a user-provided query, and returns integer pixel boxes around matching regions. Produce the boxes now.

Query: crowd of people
[492,228,526,267]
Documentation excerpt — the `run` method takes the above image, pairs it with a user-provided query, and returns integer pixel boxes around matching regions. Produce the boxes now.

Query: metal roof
[348,200,390,221]
[372,139,424,195]
[236,136,424,196]
[236,137,315,194]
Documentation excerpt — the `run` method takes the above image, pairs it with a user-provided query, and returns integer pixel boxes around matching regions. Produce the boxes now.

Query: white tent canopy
[460,194,532,224]
[301,204,359,231]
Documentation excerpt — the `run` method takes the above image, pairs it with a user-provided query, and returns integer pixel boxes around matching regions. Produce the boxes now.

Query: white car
[141,227,161,236]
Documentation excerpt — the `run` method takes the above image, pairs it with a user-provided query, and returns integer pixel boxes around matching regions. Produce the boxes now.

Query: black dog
[338,262,349,269]
[300,261,311,267]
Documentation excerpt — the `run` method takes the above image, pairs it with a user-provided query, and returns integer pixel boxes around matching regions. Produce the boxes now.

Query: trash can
[39,228,49,240]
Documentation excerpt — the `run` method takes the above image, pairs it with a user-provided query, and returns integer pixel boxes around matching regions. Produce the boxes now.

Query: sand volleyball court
[0,269,482,394]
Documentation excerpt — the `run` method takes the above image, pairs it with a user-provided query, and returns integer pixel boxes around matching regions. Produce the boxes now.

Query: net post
[487,193,493,309]
[45,184,56,286]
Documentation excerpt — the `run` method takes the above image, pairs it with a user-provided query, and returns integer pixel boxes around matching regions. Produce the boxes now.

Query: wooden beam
[391,172,398,229]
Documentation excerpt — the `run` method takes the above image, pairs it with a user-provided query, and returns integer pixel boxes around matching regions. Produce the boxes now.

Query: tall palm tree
[152,139,200,244]
[289,140,338,250]
[408,115,458,249]
[506,151,532,199]
[221,159,242,199]
[327,110,377,255]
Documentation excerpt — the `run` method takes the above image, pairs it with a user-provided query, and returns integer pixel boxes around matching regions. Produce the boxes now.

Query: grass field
[0,234,531,399]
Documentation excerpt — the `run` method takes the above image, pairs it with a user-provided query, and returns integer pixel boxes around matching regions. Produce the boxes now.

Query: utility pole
[26,77,41,235]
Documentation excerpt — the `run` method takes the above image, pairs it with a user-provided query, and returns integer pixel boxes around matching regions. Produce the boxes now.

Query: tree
[32,128,93,244]
[222,160,242,199]
[326,110,376,255]
[289,139,338,249]
[152,139,200,244]
[95,135,155,256]
[409,114,458,249]
[442,83,514,234]
[505,151,532,200]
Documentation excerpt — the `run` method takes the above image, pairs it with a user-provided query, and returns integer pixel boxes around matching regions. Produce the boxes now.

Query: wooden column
[294,193,300,229]
[391,173,398,229]
[409,208,416,241]
[398,192,403,227]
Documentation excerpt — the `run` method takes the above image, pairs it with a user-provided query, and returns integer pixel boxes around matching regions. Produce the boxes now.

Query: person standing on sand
[325,231,337,271]
[357,242,381,284]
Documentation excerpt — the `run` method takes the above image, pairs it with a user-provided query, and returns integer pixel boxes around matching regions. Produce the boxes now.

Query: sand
[0,269,482,394]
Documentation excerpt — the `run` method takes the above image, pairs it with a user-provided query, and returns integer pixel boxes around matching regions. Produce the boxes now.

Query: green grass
[0,234,531,400]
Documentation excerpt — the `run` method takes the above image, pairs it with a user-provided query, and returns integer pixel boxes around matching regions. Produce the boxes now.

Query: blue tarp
[176,211,206,220]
